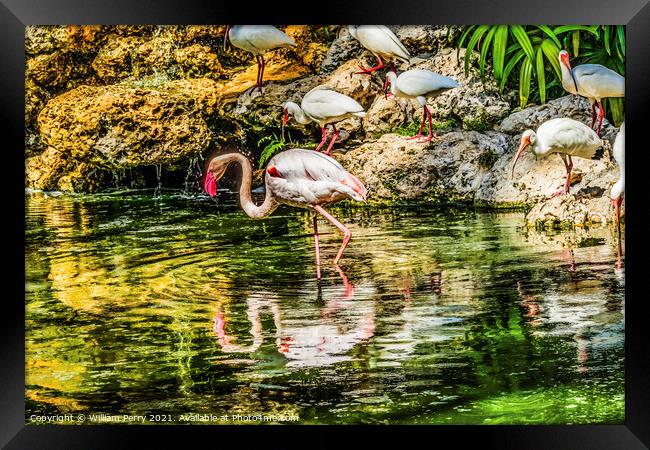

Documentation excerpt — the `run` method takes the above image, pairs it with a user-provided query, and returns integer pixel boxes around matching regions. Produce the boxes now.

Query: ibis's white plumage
[301,86,366,126]
[559,51,625,101]
[228,25,295,55]
[386,69,459,106]
[284,85,366,128]
[348,25,410,62]
[530,118,604,159]
[611,122,625,200]
[266,149,367,207]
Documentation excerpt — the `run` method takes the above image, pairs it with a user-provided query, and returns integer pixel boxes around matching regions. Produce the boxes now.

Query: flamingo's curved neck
[226,153,278,219]
[286,102,311,125]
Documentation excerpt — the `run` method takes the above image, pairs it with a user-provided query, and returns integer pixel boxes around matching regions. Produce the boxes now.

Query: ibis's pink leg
[613,196,623,224]
[614,213,623,269]
[551,154,574,197]
[356,54,385,75]
[324,124,340,155]
[596,100,604,136]
[314,127,328,151]
[313,214,321,280]
[421,105,434,143]
[312,205,352,265]
[406,105,427,140]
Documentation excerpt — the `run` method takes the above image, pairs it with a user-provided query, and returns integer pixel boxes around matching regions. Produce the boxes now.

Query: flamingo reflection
[212,277,375,368]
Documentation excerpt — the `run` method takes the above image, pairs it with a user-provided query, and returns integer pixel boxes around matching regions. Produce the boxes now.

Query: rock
[320,30,363,74]
[524,194,615,227]
[274,25,329,72]
[498,95,618,141]
[25,147,107,192]
[92,36,147,82]
[363,96,408,136]
[36,80,217,169]
[25,80,49,125]
[26,25,108,56]
[393,25,456,55]
[26,52,87,91]
[174,44,222,79]
[25,26,69,55]
[337,131,510,202]
[132,37,177,77]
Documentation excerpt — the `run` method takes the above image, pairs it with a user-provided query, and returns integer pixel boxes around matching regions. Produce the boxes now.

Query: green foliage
[257,133,287,170]
[257,132,315,170]
[457,25,625,125]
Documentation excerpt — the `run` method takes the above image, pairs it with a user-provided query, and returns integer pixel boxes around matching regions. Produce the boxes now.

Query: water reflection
[25,191,625,424]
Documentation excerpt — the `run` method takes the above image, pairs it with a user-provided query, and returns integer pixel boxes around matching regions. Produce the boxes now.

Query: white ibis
[282,85,366,155]
[558,50,625,136]
[385,69,459,142]
[224,25,295,94]
[347,25,410,75]
[203,149,367,278]
[511,117,605,196]
[611,122,625,223]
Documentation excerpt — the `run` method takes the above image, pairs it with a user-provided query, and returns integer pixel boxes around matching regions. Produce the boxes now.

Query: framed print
[5,0,650,447]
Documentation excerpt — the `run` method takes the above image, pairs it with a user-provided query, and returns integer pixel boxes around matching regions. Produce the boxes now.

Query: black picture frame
[6,0,649,447]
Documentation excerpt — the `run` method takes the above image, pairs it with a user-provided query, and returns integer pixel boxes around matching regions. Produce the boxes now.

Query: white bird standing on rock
[511,117,605,197]
[347,25,411,74]
[611,122,625,223]
[558,50,625,136]
[385,69,459,142]
[224,25,295,94]
[282,85,366,155]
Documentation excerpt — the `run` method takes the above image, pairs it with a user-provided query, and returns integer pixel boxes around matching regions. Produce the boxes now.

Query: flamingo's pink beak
[204,172,217,197]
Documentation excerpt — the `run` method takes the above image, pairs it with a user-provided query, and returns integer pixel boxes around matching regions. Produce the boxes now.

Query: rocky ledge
[24,25,624,226]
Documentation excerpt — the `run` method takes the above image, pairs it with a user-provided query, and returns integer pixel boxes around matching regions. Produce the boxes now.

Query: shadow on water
[25,190,624,424]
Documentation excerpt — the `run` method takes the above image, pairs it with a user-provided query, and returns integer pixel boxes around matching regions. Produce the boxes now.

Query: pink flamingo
[203,149,367,278]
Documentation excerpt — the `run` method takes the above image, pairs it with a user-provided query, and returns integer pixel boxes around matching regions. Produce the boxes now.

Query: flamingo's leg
[314,127,328,152]
[596,100,605,136]
[334,264,354,299]
[406,105,426,140]
[551,154,574,197]
[312,205,352,265]
[313,214,321,280]
[356,54,385,75]
[324,124,340,155]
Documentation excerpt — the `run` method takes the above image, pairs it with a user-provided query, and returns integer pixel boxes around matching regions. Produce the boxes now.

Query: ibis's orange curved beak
[511,136,531,179]
[281,108,289,139]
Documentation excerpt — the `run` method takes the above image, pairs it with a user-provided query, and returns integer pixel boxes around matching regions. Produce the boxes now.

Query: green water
[25,190,624,425]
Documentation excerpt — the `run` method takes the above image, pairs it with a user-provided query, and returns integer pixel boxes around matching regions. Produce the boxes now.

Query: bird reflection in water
[212,267,375,368]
